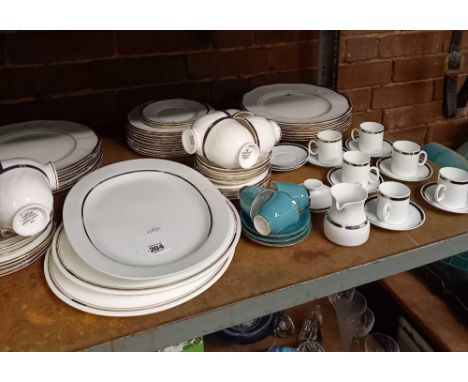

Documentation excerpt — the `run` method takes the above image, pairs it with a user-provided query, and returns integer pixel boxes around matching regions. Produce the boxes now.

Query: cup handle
[308,140,318,155]
[351,128,359,142]
[418,150,428,166]
[368,166,380,183]
[435,184,446,202]
[383,203,391,222]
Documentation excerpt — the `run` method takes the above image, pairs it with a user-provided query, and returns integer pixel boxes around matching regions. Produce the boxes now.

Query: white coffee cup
[351,122,384,154]
[434,167,468,209]
[342,151,380,187]
[391,140,427,177]
[308,130,342,164]
[377,181,411,224]
[0,159,57,236]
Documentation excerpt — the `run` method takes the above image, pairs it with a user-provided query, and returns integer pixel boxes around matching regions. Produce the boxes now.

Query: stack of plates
[0,220,55,277]
[241,210,312,247]
[195,155,272,199]
[0,120,102,192]
[271,144,309,172]
[44,159,241,317]
[126,99,212,158]
[242,84,352,142]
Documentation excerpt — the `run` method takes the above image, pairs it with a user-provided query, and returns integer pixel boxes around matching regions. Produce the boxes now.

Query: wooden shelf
[0,136,467,351]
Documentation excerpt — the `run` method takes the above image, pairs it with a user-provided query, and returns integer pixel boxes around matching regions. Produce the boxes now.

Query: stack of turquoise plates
[241,209,312,247]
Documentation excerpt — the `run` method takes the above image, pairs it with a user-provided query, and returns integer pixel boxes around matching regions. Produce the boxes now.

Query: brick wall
[339,30,468,149]
[0,31,319,135]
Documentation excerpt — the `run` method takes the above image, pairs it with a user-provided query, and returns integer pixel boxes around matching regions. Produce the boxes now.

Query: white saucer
[377,156,433,182]
[420,182,468,214]
[365,196,425,231]
[307,151,343,168]
[345,138,393,158]
[327,167,383,193]
[272,144,309,171]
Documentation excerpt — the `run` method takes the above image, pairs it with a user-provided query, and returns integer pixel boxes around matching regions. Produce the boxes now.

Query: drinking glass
[365,333,400,352]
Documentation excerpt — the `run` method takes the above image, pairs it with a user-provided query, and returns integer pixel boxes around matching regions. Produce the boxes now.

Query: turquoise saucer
[243,223,312,247]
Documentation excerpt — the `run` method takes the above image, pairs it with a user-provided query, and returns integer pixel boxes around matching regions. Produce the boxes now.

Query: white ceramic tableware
[391,140,427,177]
[0,159,57,236]
[304,179,332,212]
[341,151,380,187]
[327,167,382,193]
[323,213,370,247]
[365,196,425,231]
[271,144,309,171]
[376,181,411,225]
[63,159,235,280]
[434,167,468,210]
[235,115,281,158]
[420,182,468,214]
[345,137,393,158]
[351,122,384,154]
[308,130,343,164]
[181,111,231,156]
[377,156,433,182]
[328,182,368,227]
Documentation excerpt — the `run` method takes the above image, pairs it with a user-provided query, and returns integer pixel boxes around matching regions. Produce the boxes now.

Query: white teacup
[351,122,384,154]
[182,110,231,156]
[308,130,342,164]
[434,167,468,209]
[0,159,57,236]
[377,181,411,224]
[342,151,380,187]
[391,140,427,177]
[235,115,281,159]
[203,118,260,169]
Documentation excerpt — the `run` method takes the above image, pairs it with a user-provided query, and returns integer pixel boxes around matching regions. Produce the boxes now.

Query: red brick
[89,56,186,89]
[379,32,443,58]
[117,31,211,55]
[372,80,433,109]
[393,54,445,82]
[9,91,118,126]
[213,31,254,49]
[38,63,91,95]
[427,118,468,144]
[349,110,383,131]
[187,48,269,79]
[338,61,392,89]
[211,78,249,109]
[344,37,379,62]
[249,69,316,89]
[255,31,319,44]
[117,82,210,116]
[4,31,114,64]
[386,125,428,145]
[383,101,443,130]
[0,67,38,100]
[433,77,444,100]
[270,41,318,71]
[340,87,372,112]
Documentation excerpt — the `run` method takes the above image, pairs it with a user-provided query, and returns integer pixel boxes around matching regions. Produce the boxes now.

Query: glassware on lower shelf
[365,333,400,352]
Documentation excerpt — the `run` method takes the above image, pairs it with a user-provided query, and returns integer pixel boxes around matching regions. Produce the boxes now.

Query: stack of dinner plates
[195,155,272,199]
[126,99,212,158]
[44,159,241,317]
[0,220,55,277]
[0,120,102,192]
[242,83,352,142]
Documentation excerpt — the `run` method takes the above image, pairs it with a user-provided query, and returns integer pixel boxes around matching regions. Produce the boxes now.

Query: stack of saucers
[195,155,272,199]
[239,183,312,247]
[0,220,55,277]
[242,83,352,142]
[0,120,102,192]
[44,159,241,317]
[271,143,309,172]
[126,99,212,158]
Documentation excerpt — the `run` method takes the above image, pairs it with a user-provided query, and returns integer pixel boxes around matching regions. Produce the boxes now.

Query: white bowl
[235,115,281,158]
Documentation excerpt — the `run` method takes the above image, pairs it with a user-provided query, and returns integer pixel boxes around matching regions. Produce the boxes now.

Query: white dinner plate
[54,201,240,292]
[344,137,393,158]
[140,99,210,125]
[242,83,350,124]
[377,156,433,182]
[327,167,383,193]
[0,120,99,171]
[365,196,425,231]
[63,159,234,280]
[420,182,468,214]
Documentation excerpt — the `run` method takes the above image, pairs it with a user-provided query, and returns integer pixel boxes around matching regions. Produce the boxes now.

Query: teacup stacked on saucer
[239,182,312,247]
[184,110,281,199]
[126,98,212,158]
